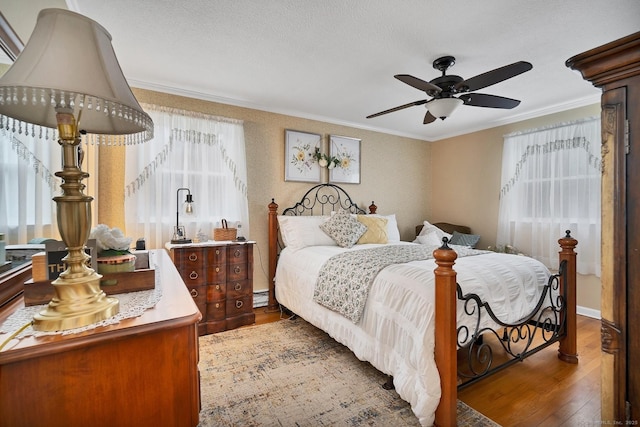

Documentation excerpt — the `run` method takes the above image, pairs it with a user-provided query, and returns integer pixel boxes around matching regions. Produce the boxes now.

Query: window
[124,104,249,249]
[497,117,601,276]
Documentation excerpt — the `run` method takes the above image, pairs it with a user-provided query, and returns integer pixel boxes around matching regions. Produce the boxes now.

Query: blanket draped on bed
[313,244,486,323]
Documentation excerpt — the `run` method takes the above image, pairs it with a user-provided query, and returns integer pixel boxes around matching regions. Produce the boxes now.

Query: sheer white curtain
[0,127,60,243]
[497,117,601,276]
[0,125,99,244]
[124,104,249,249]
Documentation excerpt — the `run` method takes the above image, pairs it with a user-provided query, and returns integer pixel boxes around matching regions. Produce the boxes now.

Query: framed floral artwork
[329,135,361,184]
[284,129,322,182]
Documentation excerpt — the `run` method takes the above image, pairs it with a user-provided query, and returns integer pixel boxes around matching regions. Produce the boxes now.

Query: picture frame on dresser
[329,135,361,184]
[284,129,322,183]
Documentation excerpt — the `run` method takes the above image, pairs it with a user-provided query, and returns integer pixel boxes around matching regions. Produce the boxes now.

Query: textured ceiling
[5,1,640,140]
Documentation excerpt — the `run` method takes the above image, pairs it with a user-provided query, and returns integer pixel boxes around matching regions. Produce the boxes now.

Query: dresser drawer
[206,282,226,302]
[206,263,226,283]
[188,285,207,317]
[227,262,249,281]
[206,300,226,321]
[206,246,227,264]
[179,266,206,287]
[174,248,206,268]
[226,294,252,316]
[226,280,251,299]
[227,245,248,264]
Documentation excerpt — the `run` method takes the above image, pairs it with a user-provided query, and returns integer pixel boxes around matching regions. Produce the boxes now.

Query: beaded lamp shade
[0,8,153,144]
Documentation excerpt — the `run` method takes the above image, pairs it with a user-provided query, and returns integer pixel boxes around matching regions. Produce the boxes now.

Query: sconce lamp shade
[0,8,153,144]
[426,97,464,120]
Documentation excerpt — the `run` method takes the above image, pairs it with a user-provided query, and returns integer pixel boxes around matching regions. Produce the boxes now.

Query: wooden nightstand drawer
[207,247,226,264]
[174,248,206,268]
[227,245,248,263]
[206,300,226,321]
[226,295,252,316]
[227,262,249,281]
[227,280,251,299]
[206,263,226,283]
[206,282,226,301]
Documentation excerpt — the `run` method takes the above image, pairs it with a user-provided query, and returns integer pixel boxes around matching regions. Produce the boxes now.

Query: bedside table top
[165,240,255,251]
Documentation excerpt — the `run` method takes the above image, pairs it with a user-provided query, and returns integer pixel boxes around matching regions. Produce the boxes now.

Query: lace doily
[0,265,163,340]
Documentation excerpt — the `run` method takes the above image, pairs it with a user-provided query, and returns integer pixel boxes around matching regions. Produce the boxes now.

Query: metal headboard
[281,183,368,216]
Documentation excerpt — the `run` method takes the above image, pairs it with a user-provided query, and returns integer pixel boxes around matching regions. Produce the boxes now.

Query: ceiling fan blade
[366,99,428,119]
[459,93,521,109]
[423,111,436,124]
[395,74,442,93]
[456,61,532,92]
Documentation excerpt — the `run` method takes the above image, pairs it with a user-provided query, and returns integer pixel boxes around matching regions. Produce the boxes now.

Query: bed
[267,184,578,427]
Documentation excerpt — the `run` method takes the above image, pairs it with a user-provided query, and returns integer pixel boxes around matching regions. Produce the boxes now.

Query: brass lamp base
[32,271,119,331]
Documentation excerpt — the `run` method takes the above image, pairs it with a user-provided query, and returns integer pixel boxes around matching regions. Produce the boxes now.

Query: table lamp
[0,9,153,331]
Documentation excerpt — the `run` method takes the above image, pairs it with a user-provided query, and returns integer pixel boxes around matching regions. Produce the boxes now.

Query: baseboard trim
[577,305,601,319]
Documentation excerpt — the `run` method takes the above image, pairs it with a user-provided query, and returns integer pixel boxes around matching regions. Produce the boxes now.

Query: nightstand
[167,241,255,335]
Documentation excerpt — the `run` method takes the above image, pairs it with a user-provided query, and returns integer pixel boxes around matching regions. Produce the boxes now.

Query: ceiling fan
[367,56,532,124]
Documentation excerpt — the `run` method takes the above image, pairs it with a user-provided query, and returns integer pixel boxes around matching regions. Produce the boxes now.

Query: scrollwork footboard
[456,260,568,388]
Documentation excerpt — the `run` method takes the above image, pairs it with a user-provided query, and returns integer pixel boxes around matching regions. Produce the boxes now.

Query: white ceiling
[4,1,640,141]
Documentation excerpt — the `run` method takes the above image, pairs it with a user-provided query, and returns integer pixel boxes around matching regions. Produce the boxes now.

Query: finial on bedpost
[369,201,377,214]
[558,230,578,364]
[433,237,458,427]
[267,199,279,311]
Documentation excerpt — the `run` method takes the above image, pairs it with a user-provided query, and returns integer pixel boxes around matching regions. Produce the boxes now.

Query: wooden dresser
[167,241,255,335]
[0,250,201,427]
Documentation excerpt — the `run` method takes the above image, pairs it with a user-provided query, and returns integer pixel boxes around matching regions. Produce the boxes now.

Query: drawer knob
[216,249,220,255]
[236,300,243,309]
[234,283,242,291]
[234,266,242,274]
[189,271,199,280]
[215,303,220,308]
[188,253,198,261]
[234,249,241,258]
[215,284,221,291]
[215,267,220,273]
[190,289,198,298]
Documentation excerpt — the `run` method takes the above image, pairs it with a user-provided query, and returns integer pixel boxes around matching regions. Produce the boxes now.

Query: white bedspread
[274,242,551,426]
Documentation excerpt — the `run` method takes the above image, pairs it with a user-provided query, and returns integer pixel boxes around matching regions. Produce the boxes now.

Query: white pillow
[414,230,441,246]
[277,215,336,250]
[419,220,452,242]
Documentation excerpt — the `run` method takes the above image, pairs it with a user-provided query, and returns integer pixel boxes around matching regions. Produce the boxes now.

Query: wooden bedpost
[433,238,458,427]
[369,201,377,214]
[558,230,579,364]
[267,199,279,311]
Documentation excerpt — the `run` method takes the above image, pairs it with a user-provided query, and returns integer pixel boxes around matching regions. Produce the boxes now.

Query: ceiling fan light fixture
[426,97,464,120]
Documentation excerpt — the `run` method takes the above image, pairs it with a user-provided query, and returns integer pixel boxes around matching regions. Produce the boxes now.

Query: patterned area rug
[197,317,500,426]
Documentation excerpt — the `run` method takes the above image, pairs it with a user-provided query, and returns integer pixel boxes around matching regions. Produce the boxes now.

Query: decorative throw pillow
[320,210,368,248]
[355,215,388,244]
[414,230,442,246]
[449,230,481,248]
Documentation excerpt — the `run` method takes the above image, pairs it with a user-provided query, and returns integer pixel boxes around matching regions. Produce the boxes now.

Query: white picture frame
[284,129,321,183]
[329,135,361,184]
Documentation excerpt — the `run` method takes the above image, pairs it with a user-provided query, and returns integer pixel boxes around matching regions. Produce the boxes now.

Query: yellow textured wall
[98,88,432,293]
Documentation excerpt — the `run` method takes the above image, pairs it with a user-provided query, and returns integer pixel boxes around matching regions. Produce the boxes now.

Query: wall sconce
[171,188,195,244]
[0,9,153,331]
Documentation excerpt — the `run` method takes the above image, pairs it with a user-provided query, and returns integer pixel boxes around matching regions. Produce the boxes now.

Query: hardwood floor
[251,308,601,426]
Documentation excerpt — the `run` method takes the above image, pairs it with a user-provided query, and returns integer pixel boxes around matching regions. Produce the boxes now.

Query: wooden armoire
[567,32,640,422]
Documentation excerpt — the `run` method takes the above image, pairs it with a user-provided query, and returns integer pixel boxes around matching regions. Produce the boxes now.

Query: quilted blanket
[313,244,486,323]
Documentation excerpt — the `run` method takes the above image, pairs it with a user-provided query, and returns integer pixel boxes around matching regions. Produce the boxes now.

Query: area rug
[197,317,500,426]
